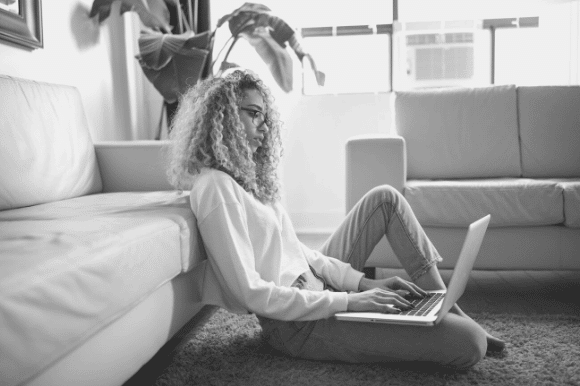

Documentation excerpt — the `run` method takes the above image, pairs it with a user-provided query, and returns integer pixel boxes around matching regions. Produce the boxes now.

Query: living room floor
[124,238,579,385]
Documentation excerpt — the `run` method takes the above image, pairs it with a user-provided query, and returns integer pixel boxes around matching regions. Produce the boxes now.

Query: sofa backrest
[0,75,102,211]
[394,85,521,179]
[518,86,580,178]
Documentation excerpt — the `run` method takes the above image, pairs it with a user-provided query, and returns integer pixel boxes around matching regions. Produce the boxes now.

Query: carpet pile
[151,308,580,386]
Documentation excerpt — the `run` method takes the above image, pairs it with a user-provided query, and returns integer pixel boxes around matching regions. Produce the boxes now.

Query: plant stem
[190,0,197,34]
[223,36,239,63]
[175,0,183,33]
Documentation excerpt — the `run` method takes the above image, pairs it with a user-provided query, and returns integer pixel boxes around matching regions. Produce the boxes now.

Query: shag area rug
[151,308,580,386]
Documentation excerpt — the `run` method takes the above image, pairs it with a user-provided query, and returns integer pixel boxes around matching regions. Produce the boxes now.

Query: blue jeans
[258,185,487,369]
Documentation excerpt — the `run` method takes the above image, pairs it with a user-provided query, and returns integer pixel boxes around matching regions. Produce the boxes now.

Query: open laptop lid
[334,215,490,326]
[434,214,490,324]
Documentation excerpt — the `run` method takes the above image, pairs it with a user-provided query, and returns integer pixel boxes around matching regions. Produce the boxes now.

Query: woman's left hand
[358,276,427,299]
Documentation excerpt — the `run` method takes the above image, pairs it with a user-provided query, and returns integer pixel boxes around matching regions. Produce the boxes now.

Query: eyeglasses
[240,107,270,128]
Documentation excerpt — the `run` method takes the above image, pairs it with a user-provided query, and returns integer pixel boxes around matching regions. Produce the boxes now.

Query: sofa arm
[345,134,406,212]
[94,141,174,192]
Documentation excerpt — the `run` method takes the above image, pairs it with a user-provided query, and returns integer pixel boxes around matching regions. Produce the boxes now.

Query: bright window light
[302,34,391,94]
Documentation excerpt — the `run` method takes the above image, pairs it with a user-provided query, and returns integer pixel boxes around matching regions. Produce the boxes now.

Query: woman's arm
[198,202,351,321]
[274,204,364,291]
[300,244,364,292]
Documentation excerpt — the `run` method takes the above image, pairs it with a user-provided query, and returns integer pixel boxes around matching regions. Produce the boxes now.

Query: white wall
[282,93,391,232]
[0,0,159,142]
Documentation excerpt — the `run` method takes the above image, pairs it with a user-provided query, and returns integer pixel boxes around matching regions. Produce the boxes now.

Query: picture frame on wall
[0,0,42,49]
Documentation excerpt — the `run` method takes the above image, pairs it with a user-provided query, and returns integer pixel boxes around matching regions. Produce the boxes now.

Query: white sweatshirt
[188,168,364,321]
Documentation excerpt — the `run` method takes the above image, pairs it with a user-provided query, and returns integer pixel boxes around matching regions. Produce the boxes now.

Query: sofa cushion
[0,76,102,211]
[404,178,564,227]
[394,85,521,179]
[0,191,206,385]
[0,216,182,385]
[518,86,580,178]
[0,191,204,272]
[550,179,580,228]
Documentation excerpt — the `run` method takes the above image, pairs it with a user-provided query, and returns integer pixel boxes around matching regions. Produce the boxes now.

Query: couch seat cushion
[0,191,204,272]
[0,191,205,385]
[0,217,181,385]
[550,179,580,228]
[404,178,563,227]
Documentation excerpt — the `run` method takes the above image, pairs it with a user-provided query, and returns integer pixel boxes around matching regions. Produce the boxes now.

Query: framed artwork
[0,0,42,49]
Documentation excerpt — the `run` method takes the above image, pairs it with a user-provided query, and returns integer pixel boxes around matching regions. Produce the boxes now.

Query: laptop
[335,214,490,327]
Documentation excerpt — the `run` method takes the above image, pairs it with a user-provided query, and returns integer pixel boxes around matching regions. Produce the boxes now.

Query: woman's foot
[486,333,506,353]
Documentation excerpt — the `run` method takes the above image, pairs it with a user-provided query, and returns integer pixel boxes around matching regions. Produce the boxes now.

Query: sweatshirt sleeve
[275,203,364,292]
[197,201,351,321]
[300,243,364,292]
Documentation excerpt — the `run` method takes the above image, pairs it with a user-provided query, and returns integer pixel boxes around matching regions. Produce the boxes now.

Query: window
[301,27,391,94]
[210,0,577,94]
[494,10,576,86]
[298,0,393,95]
[393,20,489,89]
[395,0,580,88]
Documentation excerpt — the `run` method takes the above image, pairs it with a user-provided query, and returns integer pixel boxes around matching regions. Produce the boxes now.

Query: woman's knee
[448,319,487,369]
[456,336,486,369]
[435,314,486,370]
[363,185,401,206]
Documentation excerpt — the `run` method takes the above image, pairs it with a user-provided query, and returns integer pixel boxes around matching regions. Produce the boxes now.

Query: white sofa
[346,85,580,272]
[0,75,208,386]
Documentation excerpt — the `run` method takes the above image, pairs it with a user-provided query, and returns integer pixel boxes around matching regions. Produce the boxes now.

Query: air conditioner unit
[394,21,487,89]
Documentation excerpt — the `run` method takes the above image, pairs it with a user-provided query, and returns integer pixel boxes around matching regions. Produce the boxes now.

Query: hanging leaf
[136,30,211,103]
[89,0,171,32]
[219,61,241,72]
[135,0,171,32]
[266,15,295,48]
[216,2,271,29]
[217,2,325,92]
[287,36,325,87]
[241,26,293,92]
[304,54,325,86]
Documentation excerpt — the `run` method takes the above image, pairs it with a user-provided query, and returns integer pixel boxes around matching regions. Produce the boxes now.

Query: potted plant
[89,0,324,134]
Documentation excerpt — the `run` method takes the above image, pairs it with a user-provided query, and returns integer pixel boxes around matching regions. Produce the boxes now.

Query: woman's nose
[259,121,269,132]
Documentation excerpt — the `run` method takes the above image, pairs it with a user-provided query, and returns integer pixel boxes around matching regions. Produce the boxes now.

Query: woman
[167,70,504,369]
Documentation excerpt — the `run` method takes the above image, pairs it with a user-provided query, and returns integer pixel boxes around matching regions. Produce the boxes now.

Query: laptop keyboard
[399,292,444,316]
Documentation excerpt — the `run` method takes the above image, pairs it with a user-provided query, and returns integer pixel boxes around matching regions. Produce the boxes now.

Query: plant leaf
[304,54,326,86]
[241,27,293,92]
[287,35,326,87]
[219,61,241,72]
[138,0,171,31]
[89,0,171,32]
[135,30,211,103]
[266,15,294,48]
[217,2,271,29]
[216,3,325,91]
[89,0,115,22]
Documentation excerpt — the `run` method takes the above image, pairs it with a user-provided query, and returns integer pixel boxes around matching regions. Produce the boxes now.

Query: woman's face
[239,89,269,153]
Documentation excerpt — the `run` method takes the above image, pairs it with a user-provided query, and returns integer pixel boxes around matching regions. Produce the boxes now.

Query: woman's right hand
[346,288,413,313]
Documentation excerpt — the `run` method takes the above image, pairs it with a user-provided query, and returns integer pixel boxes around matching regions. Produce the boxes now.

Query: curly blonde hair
[166,70,283,203]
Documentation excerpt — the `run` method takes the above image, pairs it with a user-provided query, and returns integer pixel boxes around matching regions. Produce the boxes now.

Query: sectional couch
[0,75,207,386]
[346,85,580,271]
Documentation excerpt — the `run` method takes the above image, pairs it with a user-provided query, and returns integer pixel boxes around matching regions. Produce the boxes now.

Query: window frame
[297,0,539,94]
